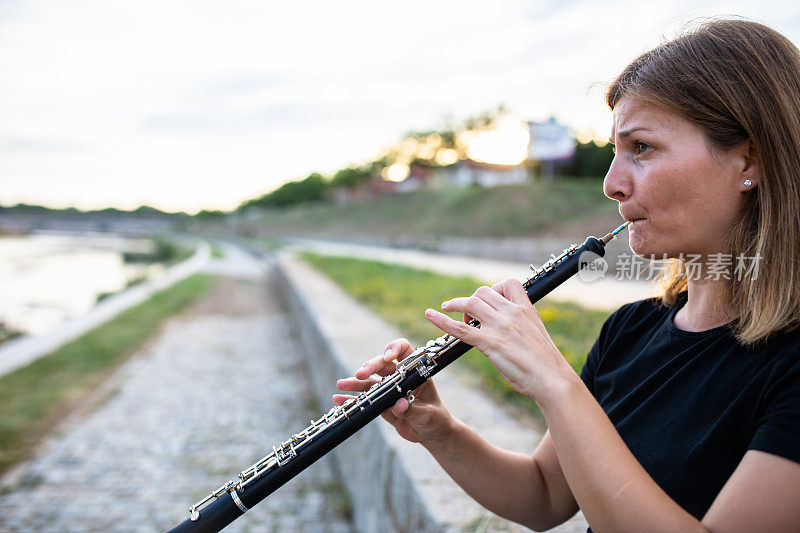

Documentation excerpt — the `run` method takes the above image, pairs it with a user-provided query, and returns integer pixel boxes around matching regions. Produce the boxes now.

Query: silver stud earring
[743,179,753,187]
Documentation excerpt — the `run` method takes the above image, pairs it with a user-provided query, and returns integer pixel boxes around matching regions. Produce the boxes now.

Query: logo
[577,250,608,283]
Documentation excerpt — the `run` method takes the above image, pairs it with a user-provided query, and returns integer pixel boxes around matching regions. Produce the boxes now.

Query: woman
[335,19,800,532]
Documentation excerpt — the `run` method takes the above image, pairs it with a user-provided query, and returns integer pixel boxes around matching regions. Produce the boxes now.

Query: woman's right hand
[333,338,454,445]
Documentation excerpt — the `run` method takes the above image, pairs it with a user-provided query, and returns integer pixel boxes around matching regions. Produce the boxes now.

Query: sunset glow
[434,148,459,166]
[462,118,531,166]
[383,163,410,182]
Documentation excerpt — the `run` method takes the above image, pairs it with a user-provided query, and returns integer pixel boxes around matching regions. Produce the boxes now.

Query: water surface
[0,234,162,336]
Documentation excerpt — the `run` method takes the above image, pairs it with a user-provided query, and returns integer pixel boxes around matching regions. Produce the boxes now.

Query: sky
[2,1,800,213]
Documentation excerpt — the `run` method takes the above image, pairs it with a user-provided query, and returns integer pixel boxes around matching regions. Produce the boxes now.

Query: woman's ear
[734,139,759,191]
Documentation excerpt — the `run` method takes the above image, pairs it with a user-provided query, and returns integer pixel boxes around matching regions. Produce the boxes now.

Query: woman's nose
[603,155,632,202]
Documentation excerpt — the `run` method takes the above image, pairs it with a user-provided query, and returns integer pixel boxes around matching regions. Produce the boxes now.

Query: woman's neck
[673,277,738,332]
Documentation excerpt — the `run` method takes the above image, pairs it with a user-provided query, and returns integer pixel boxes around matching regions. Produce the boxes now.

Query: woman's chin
[627,227,666,258]
[627,234,649,257]
[628,241,675,260]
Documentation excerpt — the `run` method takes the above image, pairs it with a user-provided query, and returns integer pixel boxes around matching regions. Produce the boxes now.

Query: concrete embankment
[276,252,590,532]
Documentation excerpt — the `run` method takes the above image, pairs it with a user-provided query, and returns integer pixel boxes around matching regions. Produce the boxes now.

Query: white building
[435,159,529,188]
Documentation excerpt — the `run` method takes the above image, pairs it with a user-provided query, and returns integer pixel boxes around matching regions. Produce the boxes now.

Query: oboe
[168,222,629,533]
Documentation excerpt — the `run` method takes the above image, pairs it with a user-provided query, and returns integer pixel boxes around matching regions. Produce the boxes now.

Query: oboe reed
[601,220,631,244]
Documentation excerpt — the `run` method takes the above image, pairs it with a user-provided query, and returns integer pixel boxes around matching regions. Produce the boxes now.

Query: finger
[384,338,415,362]
[380,408,401,425]
[493,278,530,306]
[412,380,438,403]
[425,308,481,344]
[356,355,397,379]
[336,376,379,392]
[390,397,412,418]
[441,294,500,325]
[474,284,519,311]
[359,338,416,378]
[332,394,355,406]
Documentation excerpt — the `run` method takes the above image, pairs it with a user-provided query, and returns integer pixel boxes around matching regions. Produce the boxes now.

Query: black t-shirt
[579,291,800,529]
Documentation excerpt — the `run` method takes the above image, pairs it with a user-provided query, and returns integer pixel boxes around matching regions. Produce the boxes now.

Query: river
[0,234,163,337]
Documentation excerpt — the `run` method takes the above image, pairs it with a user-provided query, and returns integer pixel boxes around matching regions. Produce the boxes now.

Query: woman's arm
[538,375,707,532]
[538,376,800,533]
[336,338,580,531]
[427,278,800,532]
[703,450,800,532]
[422,423,579,531]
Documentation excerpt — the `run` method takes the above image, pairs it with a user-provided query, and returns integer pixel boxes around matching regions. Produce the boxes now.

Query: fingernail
[441,300,449,309]
[425,308,435,318]
[384,348,392,358]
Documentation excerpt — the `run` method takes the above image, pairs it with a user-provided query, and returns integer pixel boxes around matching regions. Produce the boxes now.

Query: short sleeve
[748,358,800,465]
[580,336,601,397]
[579,306,623,397]
[578,301,640,399]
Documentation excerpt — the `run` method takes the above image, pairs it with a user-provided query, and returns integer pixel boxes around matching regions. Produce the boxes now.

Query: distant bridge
[0,212,179,236]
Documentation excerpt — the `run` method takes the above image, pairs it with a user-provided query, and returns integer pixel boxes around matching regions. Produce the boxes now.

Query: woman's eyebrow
[616,126,654,139]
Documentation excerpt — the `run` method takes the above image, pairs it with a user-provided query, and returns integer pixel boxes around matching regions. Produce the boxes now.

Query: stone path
[0,276,353,532]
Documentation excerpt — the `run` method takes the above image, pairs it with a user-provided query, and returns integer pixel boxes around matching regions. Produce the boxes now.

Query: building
[434,159,529,188]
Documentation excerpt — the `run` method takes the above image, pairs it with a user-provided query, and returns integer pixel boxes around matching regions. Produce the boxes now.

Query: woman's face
[603,96,751,259]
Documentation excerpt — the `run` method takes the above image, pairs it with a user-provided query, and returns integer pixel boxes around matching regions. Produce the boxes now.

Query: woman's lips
[627,218,645,228]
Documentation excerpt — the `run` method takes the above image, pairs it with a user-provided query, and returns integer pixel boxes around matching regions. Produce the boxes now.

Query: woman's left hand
[424,278,574,403]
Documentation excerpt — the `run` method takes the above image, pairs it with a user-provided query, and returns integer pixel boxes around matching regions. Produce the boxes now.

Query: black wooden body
[167,236,606,533]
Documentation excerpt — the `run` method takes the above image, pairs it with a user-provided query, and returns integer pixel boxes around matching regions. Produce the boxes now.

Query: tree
[239,172,330,210]
[330,166,371,189]
[196,209,226,219]
[560,141,615,178]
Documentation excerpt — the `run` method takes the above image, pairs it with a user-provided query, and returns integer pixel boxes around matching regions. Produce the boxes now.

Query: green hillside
[236,179,618,240]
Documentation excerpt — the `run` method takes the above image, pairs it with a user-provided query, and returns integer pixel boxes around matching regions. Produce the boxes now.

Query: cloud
[1,0,799,211]
[2,138,83,153]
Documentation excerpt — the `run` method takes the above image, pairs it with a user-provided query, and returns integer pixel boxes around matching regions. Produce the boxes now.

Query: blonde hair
[607,19,800,345]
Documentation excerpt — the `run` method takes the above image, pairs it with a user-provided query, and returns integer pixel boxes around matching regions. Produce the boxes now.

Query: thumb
[390,397,412,418]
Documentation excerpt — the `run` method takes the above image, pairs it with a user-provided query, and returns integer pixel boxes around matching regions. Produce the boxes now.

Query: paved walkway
[0,272,353,532]
[203,241,265,279]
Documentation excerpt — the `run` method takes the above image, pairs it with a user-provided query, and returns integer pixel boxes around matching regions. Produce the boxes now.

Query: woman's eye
[634,141,650,154]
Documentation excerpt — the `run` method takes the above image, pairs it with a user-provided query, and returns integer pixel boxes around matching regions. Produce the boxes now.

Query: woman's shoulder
[753,322,800,369]
[602,294,673,335]
[586,294,675,361]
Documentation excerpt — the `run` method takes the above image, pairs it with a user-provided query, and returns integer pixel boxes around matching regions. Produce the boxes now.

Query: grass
[301,253,610,417]
[0,322,23,347]
[123,235,194,265]
[252,236,284,250]
[0,273,217,475]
